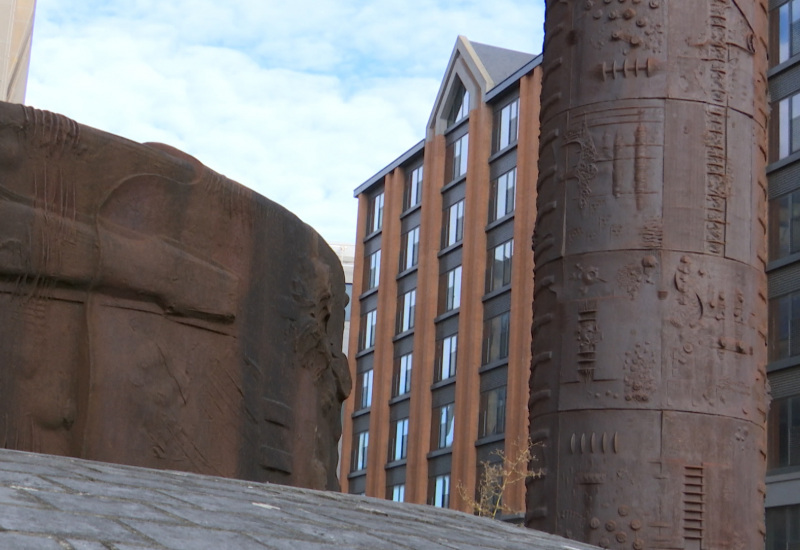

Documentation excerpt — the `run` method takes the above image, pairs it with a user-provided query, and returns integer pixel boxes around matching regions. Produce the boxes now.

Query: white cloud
[26,0,544,244]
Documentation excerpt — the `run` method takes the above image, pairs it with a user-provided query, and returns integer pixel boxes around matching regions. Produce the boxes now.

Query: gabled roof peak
[427,36,535,135]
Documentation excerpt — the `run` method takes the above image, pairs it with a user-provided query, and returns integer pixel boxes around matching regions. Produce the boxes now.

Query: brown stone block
[0,102,350,491]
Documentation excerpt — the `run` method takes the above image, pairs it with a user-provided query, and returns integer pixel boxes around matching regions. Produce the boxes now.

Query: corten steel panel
[527,1,769,548]
[0,102,350,491]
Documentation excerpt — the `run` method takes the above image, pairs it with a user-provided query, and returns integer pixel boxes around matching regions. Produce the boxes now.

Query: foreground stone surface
[0,102,350,490]
[0,449,598,550]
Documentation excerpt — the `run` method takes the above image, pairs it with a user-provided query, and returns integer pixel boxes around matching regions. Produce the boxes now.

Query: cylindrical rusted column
[527,1,769,548]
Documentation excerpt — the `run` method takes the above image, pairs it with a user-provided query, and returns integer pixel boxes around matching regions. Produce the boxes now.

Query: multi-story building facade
[0,0,36,103]
[343,15,800,546]
[766,3,800,548]
[339,36,541,518]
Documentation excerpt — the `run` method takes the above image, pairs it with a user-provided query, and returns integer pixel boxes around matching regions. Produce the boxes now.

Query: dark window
[770,190,800,260]
[439,266,462,313]
[766,504,800,550]
[443,199,465,248]
[435,334,458,382]
[404,165,423,211]
[489,167,516,222]
[772,1,800,66]
[400,226,420,272]
[351,430,369,472]
[428,473,451,508]
[365,249,381,290]
[367,192,384,234]
[447,81,470,126]
[768,394,800,470]
[483,312,510,365]
[396,289,416,334]
[387,483,405,502]
[354,369,373,410]
[774,92,800,162]
[769,292,800,361]
[359,308,377,351]
[432,403,455,450]
[393,353,413,397]
[478,386,507,438]
[388,417,409,461]
[492,97,519,152]
[445,134,469,181]
[487,239,513,293]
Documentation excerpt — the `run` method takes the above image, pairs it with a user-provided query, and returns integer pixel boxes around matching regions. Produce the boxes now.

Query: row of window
[351,385,507,467]
[385,474,452,508]
[358,240,513,350]
[353,89,521,509]
[363,98,517,242]
[364,174,515,292]
[357,307,510,375]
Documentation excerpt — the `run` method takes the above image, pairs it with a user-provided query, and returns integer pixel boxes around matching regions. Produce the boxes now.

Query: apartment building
[339,36,541,518]
[341,9,800,545]
[766,2,800,548]
[0,0,36,103]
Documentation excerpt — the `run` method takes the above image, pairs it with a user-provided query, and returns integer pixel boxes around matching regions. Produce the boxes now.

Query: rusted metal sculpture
[528,1,769,548]
[0,102,350,491]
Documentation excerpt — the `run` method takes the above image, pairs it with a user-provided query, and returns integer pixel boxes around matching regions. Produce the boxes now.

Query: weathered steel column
[527,1,769,548]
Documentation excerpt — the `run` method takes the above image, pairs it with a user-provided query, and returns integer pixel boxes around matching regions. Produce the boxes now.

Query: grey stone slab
[120,521,267,550]
[163,506,314,542]
[0,506,149,545]
[0,459,85,477]
[0,449,599,550]
[34,491,182,522]
[45,477,197,509]
[0,532,65,550]
[67,541,120,550]
[0,485,43,507]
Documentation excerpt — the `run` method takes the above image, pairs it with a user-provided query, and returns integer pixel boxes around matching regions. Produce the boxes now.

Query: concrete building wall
[0,0,36,103]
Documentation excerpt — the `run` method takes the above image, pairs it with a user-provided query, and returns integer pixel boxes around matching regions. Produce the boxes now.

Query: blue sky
[25,1,545,244]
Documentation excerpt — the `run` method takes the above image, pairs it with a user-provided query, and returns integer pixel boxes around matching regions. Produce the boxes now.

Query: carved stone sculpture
[528,1,768,548]
[0,102,351,491]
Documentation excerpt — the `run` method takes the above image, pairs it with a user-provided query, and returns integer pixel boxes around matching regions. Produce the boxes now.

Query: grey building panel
[768,261,800,298]
[351,413,370,434]
[427,453,453,477]
[384,464,406,486]
[486,221,515,248]
[431,385,456,408]
[483,291,511,319]
[769,365,800,399]
[766,473,800,508]
[356,353,373,374]
[389,400,410,422]
[769,61,800,102]
[439,248,463,273]
[435,315,459,339]
[480,366,508,391]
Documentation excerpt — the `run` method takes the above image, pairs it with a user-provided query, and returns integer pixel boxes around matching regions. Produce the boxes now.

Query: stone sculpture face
[0,102,351,491]
[528,1,769,548]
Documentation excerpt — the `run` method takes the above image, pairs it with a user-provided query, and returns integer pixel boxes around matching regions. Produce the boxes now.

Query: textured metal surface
[527,1,769,548]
